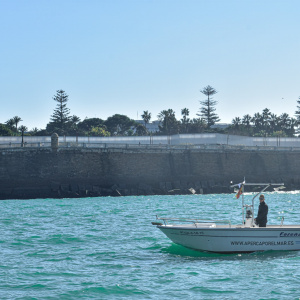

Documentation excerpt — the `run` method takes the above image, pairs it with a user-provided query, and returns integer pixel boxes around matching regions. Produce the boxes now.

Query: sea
[1,192,300,300]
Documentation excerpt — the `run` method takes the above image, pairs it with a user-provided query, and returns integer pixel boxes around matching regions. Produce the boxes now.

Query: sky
[1,0,300,130]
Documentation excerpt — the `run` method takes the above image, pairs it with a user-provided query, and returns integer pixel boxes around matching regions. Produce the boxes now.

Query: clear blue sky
[1,0,300,130]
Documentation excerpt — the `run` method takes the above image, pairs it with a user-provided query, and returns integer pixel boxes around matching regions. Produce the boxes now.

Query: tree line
[1,87,300,137]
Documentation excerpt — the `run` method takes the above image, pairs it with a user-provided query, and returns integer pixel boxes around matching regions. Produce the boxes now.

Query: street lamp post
[21,128,24,147]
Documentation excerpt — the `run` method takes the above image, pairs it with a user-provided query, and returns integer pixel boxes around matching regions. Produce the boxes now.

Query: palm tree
[13,116,22,132]
[288,118,297,136]
[269,113,279,133]
[157,109,179,135]
[231,117,241,134]
[19,125,28,133]
[19,125,28,145]
[242,114,252,134]
[69,115,81,137]
[251,113,262,133]
[279,113,290,131]
[181,108,190,133]
[188,118,207,133]
[242,114,251,127]
[262,108,271,119]
[141,111,151,132]
[5,118,15,131]
[30,127,39,135]
[0,124,13,136]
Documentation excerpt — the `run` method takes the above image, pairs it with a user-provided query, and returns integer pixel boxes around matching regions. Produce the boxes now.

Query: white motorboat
[152,182,300,253]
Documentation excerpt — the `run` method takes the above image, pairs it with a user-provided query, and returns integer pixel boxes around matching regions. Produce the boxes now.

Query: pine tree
[197,85,220,128]
[48,90,71,133]
[295,96,300,135]
[295,97,300,123]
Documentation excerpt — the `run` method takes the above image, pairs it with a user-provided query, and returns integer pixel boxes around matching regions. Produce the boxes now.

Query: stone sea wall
[1,147,300,199]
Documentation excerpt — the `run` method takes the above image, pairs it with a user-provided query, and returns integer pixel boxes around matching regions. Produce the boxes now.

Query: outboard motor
[244,208,253,227]
[246,209,252,219]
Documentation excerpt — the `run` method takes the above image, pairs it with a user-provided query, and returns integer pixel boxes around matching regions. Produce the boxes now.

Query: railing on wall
[1,141,300,152]
[0,133,300,149]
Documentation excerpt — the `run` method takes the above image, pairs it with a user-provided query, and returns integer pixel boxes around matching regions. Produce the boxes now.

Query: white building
[135,120,160,133]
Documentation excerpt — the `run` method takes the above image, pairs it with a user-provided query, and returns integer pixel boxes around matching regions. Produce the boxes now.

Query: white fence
[0,133,300,148]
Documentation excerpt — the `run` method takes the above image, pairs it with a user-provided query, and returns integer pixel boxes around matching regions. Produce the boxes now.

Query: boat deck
[160,223,300,229]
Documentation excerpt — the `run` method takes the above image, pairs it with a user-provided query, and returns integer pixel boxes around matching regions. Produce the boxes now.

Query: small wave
[46,235,84,244]
[160,244,223,258]
[60,285,149,297]
[190,286,235,294]
[208,277,232,282]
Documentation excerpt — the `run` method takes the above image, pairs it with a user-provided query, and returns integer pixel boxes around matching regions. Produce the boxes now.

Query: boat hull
[157,225,300,253]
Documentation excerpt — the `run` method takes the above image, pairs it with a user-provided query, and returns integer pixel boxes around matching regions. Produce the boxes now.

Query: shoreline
[1,183,297,201]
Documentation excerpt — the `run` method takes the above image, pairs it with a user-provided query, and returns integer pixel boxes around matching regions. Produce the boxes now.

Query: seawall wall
[0,147,300,199]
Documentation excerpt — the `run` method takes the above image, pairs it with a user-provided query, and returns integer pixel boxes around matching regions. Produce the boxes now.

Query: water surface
[0,192,299,299]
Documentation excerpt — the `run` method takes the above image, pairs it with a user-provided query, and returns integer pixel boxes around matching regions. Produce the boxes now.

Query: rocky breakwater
[1,142,300,199]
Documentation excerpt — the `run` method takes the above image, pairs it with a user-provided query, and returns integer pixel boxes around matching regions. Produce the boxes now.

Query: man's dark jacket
[256,201,268,227]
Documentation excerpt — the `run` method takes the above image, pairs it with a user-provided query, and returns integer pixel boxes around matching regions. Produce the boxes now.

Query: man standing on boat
[254,194,268,227]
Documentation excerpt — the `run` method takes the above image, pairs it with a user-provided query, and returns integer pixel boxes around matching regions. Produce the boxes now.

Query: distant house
[211,123,230,129]
[134,121,230,134]
[135,120,160,133]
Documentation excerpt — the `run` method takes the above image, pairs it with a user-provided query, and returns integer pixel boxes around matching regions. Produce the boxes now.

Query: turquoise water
[1,192,300,299]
